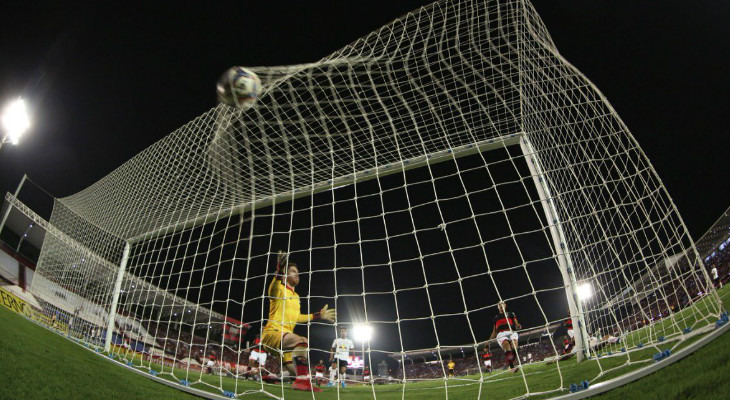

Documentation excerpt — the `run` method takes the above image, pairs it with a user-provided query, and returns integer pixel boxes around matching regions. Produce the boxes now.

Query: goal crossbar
[127,132,525,244]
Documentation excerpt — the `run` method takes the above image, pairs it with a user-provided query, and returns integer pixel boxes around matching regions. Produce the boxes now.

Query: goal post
[519,134,591,362]
[105,242,130,352]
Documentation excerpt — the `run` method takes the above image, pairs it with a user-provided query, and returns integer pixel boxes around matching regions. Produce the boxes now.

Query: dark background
[1,0,728,365]
[1,1,728,234]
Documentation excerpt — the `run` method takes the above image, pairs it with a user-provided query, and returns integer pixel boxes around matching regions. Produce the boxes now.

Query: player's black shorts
[448,368,455,375]
[336,359,348,369]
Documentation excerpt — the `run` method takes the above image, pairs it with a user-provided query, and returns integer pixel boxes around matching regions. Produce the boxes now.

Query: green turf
[590,285,730,400]
[0,305,201,400]
[593,328,730,400]
[0,285,728,399]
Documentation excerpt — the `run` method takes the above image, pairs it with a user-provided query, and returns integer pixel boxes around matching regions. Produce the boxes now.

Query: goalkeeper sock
[506,351,515,368]
[293,343,309,380]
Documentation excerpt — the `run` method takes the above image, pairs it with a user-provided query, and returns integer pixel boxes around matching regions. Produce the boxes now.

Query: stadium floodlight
[1,98,31,149]
[352,324,373,375]
[352,324,373,343]
[577,282,593,301]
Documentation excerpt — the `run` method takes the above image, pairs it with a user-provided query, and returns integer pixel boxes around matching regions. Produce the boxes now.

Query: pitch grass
[0,285,728,400]
[594,326,730,400]
[0,305,199,400]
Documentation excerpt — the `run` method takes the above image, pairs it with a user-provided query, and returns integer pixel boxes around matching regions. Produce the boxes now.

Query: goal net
[18,0,722,398]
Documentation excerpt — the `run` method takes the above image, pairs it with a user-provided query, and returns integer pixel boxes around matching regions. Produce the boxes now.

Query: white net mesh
[21,0,723,399]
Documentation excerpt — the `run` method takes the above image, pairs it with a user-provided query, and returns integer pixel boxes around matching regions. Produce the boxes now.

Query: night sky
[2,0,729,361]
[1,1,728,234]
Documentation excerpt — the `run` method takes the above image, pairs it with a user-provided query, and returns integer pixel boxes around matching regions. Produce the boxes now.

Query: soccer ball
[216,66,261,108]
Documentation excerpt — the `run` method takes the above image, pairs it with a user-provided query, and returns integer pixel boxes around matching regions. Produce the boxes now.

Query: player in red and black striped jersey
[562,337,574,355]
[564,318,574,338]
[481,351,493,373]
[314,360,327,387]
[248,334,267,381]
[489,301,522,372]
[563,317,576,354]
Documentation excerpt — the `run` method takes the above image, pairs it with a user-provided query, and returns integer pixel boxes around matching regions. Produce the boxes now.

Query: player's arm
[329,340,336,362]
[296,304,336,323]
[513,316,522,330]
[267,251,288,297]
[275,250,288,280]
[296,312,318,323]
[489,324,497,340]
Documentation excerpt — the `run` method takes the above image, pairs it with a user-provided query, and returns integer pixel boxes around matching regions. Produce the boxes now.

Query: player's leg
[281,333,320,392]
[248,352,258,380]
[261,331,296,383]
[257,352,267,380]
[498,333,516,370]
[253,353,265,380]
[510,335,520,372]
[329,363,337,386]
[339,359,348,387]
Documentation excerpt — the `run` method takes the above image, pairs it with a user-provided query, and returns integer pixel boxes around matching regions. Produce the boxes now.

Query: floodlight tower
[352,324,373,377]
[1,98,31,152]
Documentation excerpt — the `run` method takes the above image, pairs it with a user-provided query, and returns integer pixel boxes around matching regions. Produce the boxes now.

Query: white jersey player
[328,365,337,386]
[330,327,354,388]
[248,335,266,380]
[711,265,721,288]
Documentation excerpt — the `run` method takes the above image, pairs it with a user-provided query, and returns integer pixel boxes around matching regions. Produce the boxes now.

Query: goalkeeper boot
[292,379,322,392]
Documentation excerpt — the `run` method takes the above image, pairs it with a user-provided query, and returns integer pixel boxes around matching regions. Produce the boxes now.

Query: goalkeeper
[262,251,336,392]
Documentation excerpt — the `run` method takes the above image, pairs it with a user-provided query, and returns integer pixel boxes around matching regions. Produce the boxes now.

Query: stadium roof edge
[695,203,730,258]
[2,194,226,324]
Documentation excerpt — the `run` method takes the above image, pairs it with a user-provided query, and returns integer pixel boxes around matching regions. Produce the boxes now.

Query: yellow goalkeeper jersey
[263,278,314,334]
